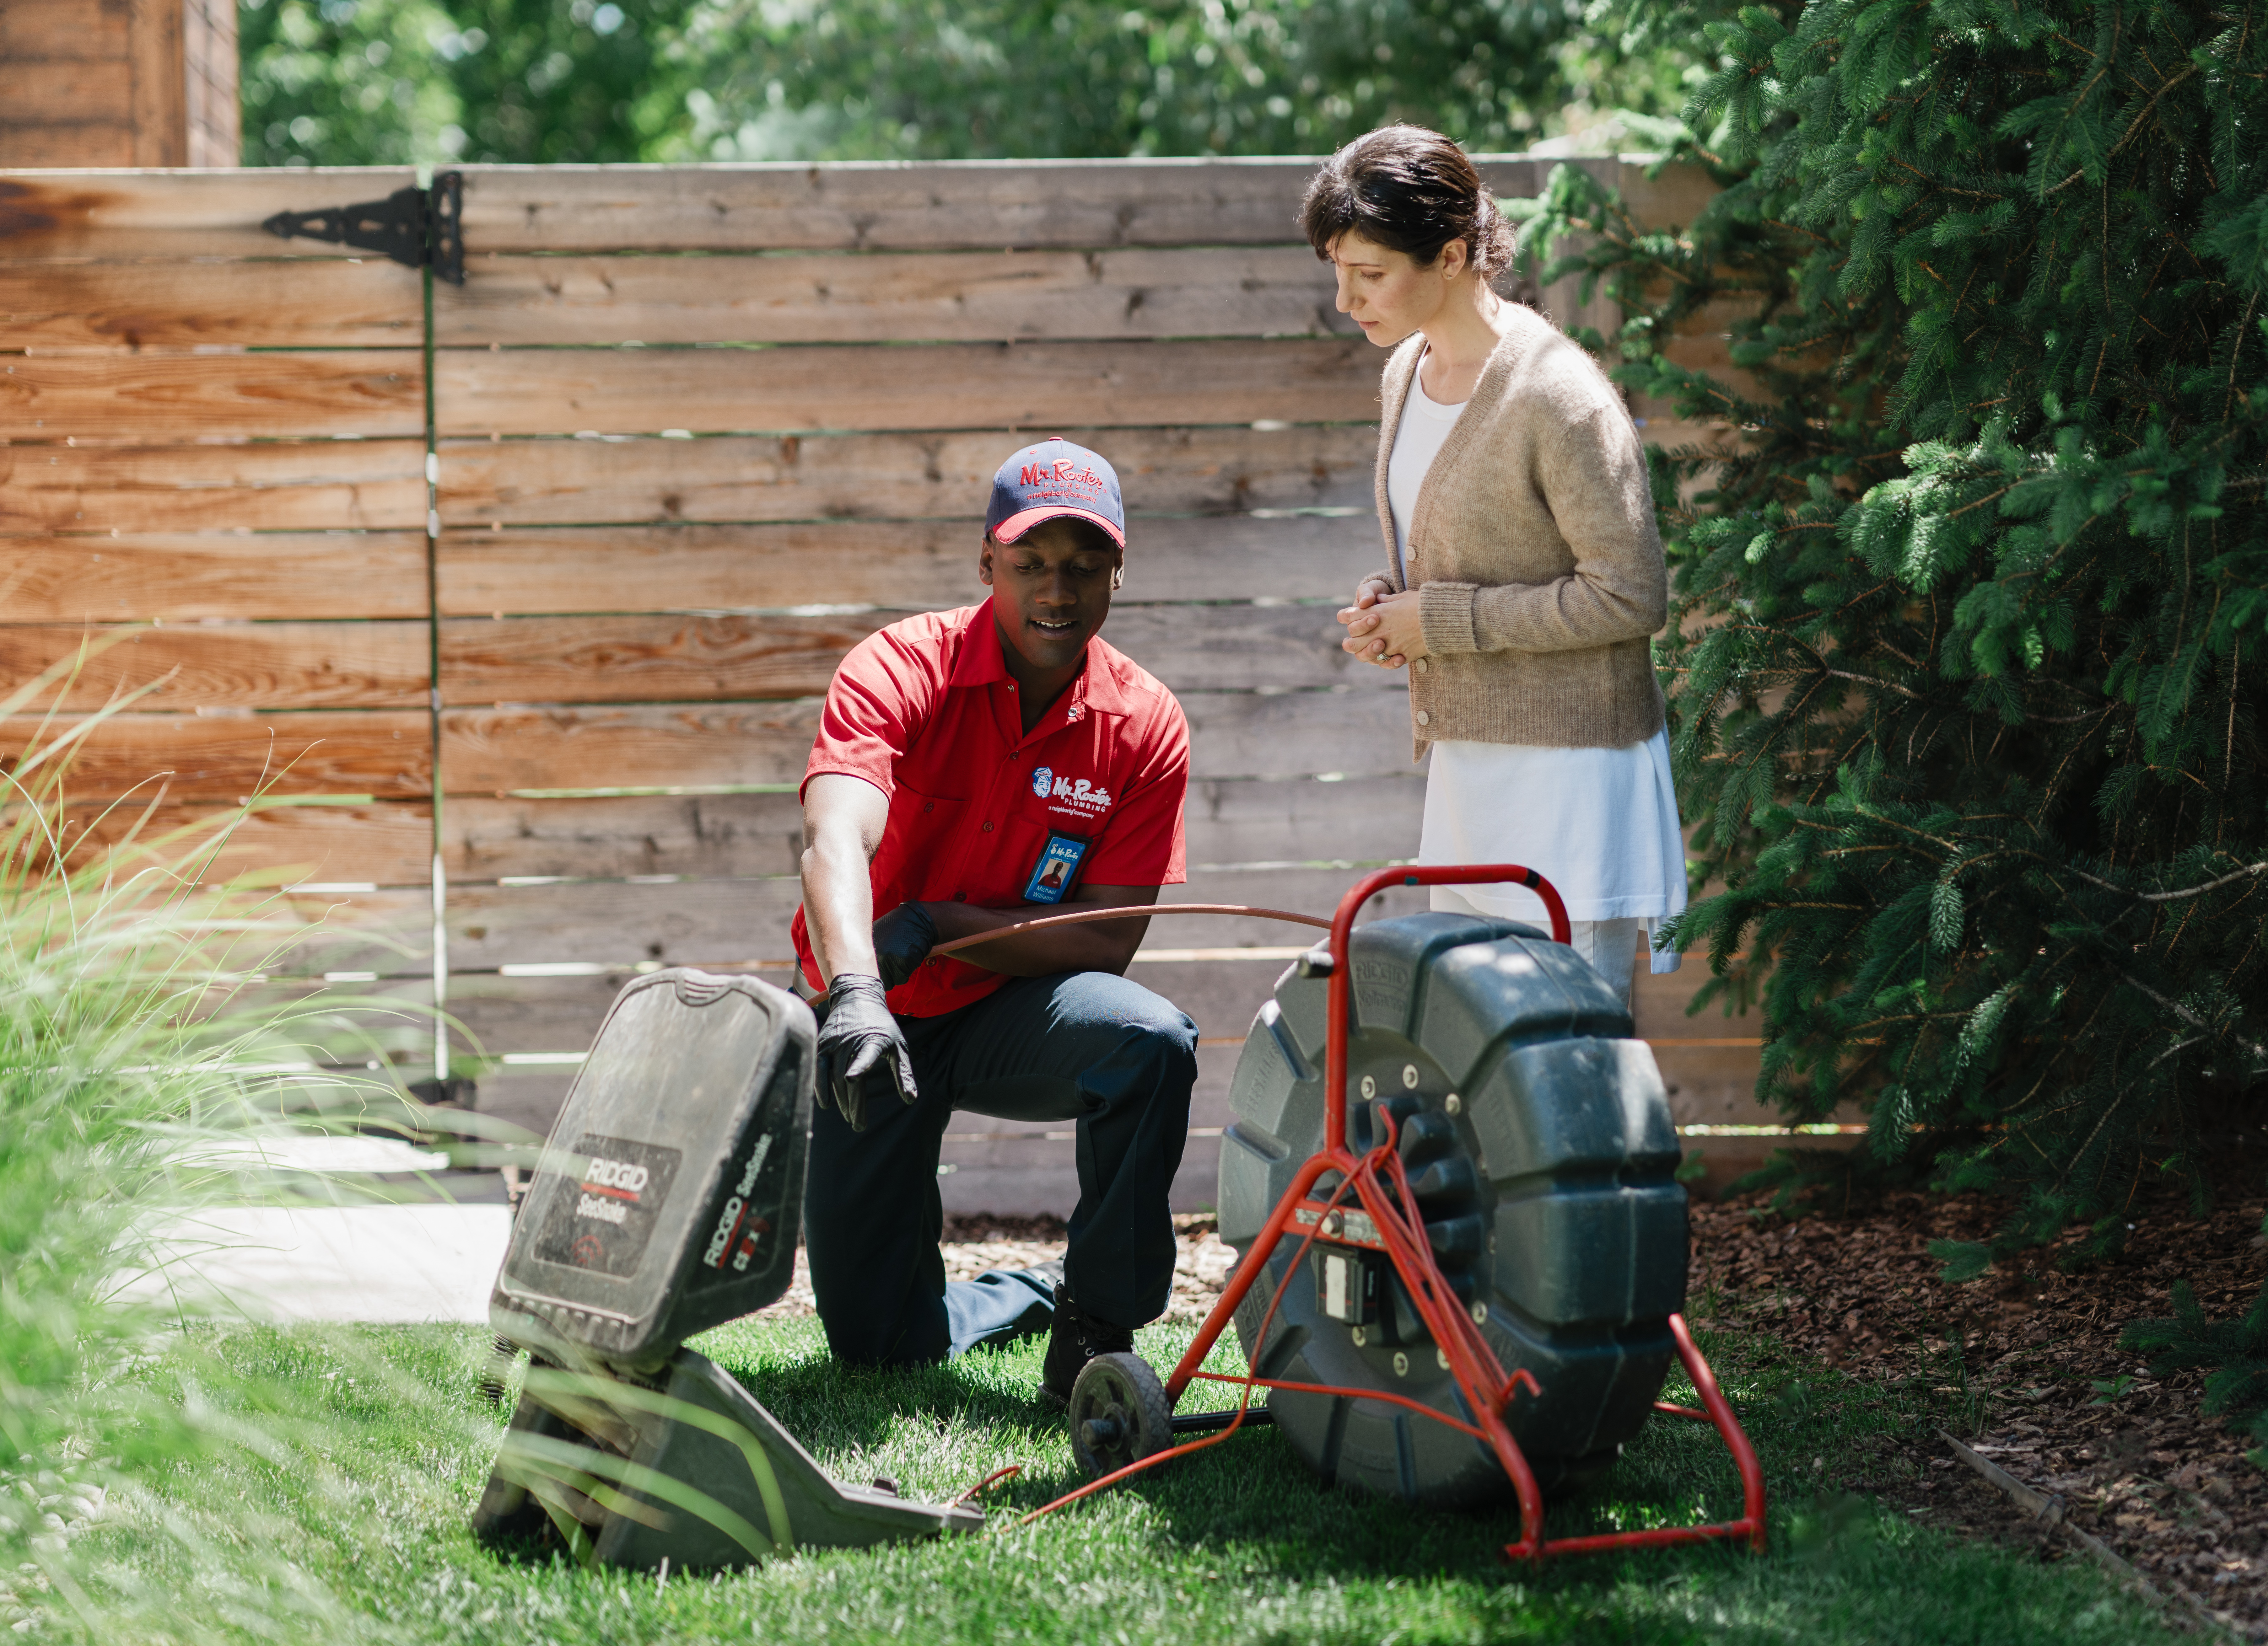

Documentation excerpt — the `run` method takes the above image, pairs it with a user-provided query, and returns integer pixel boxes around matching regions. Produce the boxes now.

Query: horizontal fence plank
[431,338,1376,437]
[437,611,880,707]
[226,976,441,1065]
[435,424,1380,527]
[0,131,139,169]
[443,876,802,973]
[0,534,430,620]
[439,699,821,794]
[0,710,433,800]
[1185,773,1423,869]
[437,687,1408,794]
[454,159,1548,255]
[28,797,434,887]
[1087,604,1385,694]
[0,2,133,60]
[444,791,804,882]
[1640,1042,1770,1122]
[0,159,1671,264]
[1178,687,1411,781]
[0,257,424,351]
[435,603,1382,709]
[435,246,1351,346]
[435,514,1375,614]
[0,622,428,710]
[5,68,135,129]
[261,885,435,976]
[1,352,426,441]
[433,864,1426,974]
[0,441,428,533]
[0,168,420,259]
[436,771,1419,884]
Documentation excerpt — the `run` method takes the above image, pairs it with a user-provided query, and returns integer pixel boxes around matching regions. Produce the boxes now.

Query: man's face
[980,517,1121,673]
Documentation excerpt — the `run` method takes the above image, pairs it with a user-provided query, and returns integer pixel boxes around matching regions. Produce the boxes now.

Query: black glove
[871,902,939,992]
[813,973,918,1132]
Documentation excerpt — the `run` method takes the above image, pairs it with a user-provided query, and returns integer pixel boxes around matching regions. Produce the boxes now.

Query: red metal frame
[1148,865,1768,1562]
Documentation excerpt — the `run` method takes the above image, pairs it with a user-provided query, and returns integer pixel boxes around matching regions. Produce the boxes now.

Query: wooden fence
[0,156,1774,1211]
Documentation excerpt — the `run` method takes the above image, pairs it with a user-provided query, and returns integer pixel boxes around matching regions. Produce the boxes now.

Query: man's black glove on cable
[871,901,939,992]
[814,973,918,1132]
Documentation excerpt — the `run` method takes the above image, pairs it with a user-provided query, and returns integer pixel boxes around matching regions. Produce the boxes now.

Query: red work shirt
[791,600,1190,1018]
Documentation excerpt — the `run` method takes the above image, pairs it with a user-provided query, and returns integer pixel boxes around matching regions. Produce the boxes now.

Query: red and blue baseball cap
[985,437,1126,549]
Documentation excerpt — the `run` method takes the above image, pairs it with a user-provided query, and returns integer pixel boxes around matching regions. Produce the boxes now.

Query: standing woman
[1314,126,1685,1006]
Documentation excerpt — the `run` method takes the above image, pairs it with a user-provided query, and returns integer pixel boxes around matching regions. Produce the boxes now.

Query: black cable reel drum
[1215,912,1689,1506]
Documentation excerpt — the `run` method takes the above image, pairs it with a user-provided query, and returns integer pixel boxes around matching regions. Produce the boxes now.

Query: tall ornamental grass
[0,659,443,1638]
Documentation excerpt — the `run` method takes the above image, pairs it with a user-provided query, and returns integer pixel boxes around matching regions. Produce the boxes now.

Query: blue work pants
[803,969,1198,1367]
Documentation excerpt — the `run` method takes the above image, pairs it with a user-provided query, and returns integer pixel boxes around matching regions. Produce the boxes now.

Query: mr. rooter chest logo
[1029,764,1113,818]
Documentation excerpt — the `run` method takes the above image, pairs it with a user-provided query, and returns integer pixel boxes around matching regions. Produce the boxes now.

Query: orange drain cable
[931,904,1329,957]
[1010,1163,1371,1528]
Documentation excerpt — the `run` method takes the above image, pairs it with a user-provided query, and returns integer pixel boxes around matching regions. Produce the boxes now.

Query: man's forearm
[922,898,1153,977]
[801,835,879,984]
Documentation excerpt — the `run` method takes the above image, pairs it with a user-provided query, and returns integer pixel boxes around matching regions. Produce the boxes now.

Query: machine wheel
[1216,913,1688,1509]
[1068,1352,1173,1480]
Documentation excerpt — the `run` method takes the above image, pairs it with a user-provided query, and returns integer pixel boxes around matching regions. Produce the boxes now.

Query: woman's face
[1328,230,1471,348]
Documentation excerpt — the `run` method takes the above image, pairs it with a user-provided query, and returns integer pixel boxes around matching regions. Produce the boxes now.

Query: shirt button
[982,821,994,832]
[1416,710,1431,727]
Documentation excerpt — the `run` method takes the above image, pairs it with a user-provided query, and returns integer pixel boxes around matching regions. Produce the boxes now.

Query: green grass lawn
[34,1315,2190,1646]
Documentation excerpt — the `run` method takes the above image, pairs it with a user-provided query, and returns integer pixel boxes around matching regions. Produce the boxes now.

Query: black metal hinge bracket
[262,171,464,285]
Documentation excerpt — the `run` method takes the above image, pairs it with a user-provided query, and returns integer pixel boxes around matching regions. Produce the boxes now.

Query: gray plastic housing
[489,969,814,1369]
[472,1347,983,1568]
[1217,912,1687,1506]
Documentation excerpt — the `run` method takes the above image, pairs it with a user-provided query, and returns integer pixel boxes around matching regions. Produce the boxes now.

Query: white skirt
[1416,728,1687,974]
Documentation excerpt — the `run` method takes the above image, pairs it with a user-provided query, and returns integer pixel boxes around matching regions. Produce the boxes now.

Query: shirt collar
[947,599,1131,719]
[947,600,1010,689]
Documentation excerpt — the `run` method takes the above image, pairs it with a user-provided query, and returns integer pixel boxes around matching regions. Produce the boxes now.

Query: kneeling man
[791,438,1197,1401]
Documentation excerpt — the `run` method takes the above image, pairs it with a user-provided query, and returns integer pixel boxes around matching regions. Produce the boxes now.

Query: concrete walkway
[118,1139,516,1324]
[118,1203,513,1324]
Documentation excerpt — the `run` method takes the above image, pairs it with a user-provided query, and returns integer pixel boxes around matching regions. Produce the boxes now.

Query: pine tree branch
[2109,63,2199,158]
[2116,973,2266,1064]
[2062,860,2268,904]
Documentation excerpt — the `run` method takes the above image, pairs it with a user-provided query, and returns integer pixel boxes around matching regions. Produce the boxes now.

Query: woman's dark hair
[1299,126,1515,276]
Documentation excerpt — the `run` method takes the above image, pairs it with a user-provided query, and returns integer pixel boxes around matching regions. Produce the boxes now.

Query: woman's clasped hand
[1338,574,1425,669]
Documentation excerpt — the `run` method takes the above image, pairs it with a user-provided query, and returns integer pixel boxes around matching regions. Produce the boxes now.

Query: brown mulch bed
[1689,1155,2268,1639]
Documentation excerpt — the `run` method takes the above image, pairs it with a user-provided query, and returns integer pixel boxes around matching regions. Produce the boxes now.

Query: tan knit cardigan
[1376,305,1668,755]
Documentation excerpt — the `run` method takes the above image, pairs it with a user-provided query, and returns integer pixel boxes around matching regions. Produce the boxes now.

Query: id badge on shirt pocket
[1022,831,1090,904]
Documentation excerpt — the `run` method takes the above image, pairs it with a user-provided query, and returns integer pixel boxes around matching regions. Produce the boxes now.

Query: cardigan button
[1415,710,1431,727]
[1415,657,1430,674]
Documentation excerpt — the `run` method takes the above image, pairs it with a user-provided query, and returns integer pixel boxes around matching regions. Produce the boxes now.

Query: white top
[1386,354,1686,973]
[1385,363,1464,584]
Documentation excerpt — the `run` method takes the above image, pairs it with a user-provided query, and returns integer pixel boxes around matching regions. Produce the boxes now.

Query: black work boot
[1040,1282,1135,1408]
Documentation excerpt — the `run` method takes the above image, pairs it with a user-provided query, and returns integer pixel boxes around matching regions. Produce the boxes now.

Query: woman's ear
[1437,238,1471,283]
